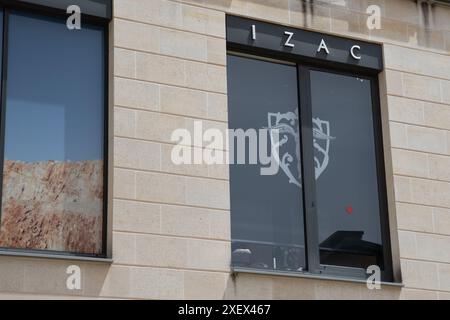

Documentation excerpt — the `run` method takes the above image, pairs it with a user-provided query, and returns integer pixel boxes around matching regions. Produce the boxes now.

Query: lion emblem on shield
[266,110,335,187]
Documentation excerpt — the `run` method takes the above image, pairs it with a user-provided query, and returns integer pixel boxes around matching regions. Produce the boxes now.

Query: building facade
[0,0,449,299]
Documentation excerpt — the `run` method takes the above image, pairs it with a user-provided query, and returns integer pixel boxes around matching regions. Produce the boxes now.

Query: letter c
[350,45,361,60]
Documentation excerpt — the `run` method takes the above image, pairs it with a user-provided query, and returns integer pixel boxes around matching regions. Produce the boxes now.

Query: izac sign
[252,26,362,60]
[227,16,383,72]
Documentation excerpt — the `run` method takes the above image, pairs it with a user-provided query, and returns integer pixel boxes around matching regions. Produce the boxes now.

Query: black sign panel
[0,0,112,20]
[226,15,383,72]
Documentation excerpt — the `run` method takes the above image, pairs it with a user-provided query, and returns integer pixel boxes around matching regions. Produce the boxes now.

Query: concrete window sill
[0,248,113,263]
[232,267,404,288]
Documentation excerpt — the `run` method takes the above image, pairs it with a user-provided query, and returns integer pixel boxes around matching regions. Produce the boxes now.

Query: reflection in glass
[310,70,384,269]
[0,11,105,254]
[227,55,306,272]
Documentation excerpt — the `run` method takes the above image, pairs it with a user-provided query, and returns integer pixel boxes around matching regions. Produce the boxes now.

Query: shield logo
[312,117,335,179]
[266,110,335,187]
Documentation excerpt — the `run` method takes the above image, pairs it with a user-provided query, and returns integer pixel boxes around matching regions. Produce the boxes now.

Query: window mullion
[297,65,322,275]
[0,8,9,227]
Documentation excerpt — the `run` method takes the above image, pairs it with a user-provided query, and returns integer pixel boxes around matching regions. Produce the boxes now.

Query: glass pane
[0,11,105,255]
[0,9,3,93]
[228,55,306,272]
[310,70,384,270]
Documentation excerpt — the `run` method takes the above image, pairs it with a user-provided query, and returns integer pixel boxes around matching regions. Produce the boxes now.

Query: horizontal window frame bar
[0,0,112,23]
[0,247,112,263]
[227,50,296,66]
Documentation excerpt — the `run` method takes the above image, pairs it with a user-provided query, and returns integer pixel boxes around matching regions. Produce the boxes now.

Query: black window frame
[0,2,110,259]
[227,23,394,282]
[298,65,393,282]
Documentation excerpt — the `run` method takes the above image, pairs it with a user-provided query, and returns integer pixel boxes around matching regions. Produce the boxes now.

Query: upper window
[310,70,384,270]
[0,6,108,256]
[228,54,392,281]
[228,55,306,272]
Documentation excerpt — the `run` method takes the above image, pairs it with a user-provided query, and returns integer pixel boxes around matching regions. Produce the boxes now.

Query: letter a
[366,5,381,30]
[317,39,330,54]
[66,5,81,30]
[66,265,81,290]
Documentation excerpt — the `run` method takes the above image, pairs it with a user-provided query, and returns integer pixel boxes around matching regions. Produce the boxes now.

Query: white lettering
[66,265,81,290]
[317,38,330,54]
[251,24,256,40]
[66,5,81,30]
[284,31,295,48]
[350,45,361,60]
[366,265,381,290]
[203,128,224,165]
[366,5,381,30]
[171,129,192,165]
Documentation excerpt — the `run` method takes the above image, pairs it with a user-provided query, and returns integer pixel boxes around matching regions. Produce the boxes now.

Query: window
[228,55,306,272]
[228,54,392,281]
[0,5,109,257]
[310,70,384,270]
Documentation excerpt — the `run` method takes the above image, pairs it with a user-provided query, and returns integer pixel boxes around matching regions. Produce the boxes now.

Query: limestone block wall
[0,0,449,299]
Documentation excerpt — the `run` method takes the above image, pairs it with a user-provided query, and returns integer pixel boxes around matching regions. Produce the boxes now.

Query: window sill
[232,267,404,288]
[0,249,113,264]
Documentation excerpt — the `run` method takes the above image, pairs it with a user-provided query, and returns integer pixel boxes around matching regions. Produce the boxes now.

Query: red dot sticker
[345,206,353,215]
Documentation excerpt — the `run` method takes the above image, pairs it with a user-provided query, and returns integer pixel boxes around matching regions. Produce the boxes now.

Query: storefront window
[0,9,107,256]
[226,16,392,281]
[310,70,384,270]
[228,54,306,272]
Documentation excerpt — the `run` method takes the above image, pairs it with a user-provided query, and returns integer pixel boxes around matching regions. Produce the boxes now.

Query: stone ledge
[232,266,404,288]
[0,249,113,264]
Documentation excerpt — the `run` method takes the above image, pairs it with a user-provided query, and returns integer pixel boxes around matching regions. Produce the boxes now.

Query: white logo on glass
[267,110,335,187]
[312,117,335,179]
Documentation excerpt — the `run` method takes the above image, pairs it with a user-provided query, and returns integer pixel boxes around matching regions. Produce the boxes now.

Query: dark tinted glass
[227,54,306,272]
[310,70,384,269]
[0,11,105,254]
[0,9,3,94]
